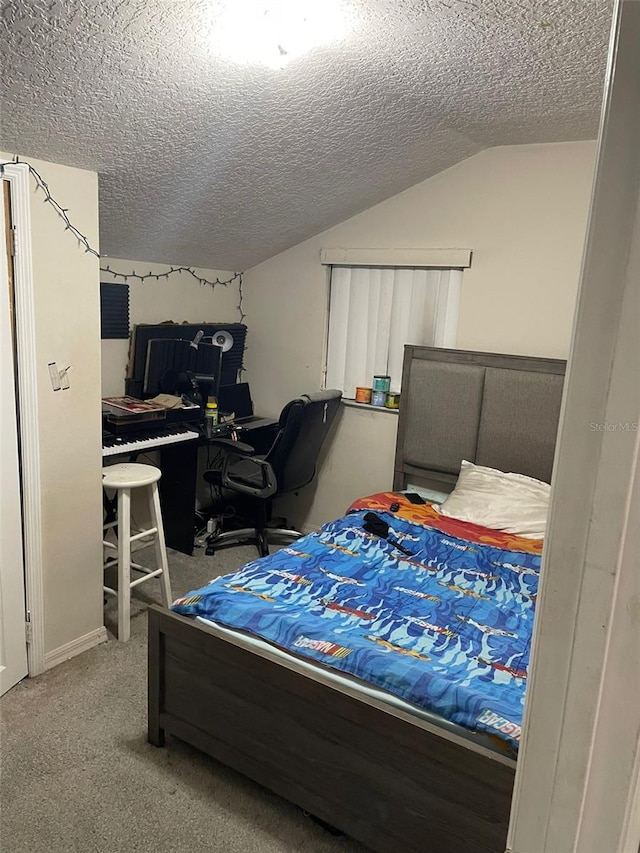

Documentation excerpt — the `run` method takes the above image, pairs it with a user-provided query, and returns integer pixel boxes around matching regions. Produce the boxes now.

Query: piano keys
[102,424,200,457]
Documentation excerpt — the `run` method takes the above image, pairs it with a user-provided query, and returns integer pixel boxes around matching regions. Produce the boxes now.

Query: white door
[0,179,28,696]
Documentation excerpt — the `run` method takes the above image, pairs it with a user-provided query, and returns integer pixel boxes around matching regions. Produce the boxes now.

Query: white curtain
[325,266,462,397]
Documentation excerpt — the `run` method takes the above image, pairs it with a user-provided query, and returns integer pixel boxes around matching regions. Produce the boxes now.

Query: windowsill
[342,398,400,414]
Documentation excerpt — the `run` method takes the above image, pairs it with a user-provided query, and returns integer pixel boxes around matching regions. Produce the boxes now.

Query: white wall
[100,259,240,396]
[1,151,104,658]
[243,141,597,529]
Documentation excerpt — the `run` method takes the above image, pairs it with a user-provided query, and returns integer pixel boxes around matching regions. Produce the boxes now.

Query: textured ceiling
[1,0,613,270]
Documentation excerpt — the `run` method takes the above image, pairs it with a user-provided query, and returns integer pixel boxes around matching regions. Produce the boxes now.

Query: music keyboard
[102,424,200,457]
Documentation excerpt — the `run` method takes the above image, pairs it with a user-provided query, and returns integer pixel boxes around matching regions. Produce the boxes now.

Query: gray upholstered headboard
[393,346,566,491]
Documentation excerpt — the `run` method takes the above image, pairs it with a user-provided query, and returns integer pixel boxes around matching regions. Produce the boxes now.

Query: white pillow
[437,460,550,538]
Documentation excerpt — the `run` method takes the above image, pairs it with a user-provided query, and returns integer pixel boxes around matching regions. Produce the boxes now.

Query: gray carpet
[0,544,367,853]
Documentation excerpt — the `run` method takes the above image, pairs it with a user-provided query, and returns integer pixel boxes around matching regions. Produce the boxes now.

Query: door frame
[507,1,640,851]
[2,162,45,677]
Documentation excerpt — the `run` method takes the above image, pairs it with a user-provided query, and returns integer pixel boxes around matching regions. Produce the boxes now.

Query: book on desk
[102,394,202,436]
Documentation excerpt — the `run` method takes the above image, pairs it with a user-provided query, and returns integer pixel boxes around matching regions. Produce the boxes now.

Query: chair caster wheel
[205,544,215,556]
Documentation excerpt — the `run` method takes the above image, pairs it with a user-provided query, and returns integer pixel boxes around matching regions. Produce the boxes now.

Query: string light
[1,156,247,323]
[236,274,247,374]
[2,156,100,256]
[100,264,242,290]
[237,275,247,323]
[102,266,246,326]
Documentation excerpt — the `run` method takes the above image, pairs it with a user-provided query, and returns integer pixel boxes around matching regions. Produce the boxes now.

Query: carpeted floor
[0,544,366,853]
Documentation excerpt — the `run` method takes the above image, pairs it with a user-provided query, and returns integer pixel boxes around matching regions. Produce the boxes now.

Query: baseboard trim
[44,626,109,670]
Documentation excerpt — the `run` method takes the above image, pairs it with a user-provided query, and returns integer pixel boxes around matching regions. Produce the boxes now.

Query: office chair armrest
[203,439,257,487]
[221,457,277,499]
[208,438,256,455]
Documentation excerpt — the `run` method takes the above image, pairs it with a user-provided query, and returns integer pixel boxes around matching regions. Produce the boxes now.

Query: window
[325,266,462,397]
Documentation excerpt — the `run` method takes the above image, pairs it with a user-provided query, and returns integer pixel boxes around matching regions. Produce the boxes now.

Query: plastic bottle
[205,397,219,438]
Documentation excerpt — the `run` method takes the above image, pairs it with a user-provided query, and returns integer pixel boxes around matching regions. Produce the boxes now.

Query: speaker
[127,323,247,395]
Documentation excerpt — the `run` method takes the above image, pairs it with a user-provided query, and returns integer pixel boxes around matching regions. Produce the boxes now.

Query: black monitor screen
[217,382,254,420]
[143,338,222,399]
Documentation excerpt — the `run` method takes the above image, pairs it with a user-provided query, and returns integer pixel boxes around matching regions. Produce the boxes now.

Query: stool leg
[117,487,132,642]
[150,481,172,607]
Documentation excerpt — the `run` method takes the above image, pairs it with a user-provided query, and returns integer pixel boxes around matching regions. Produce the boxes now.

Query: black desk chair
[203,389,342,558]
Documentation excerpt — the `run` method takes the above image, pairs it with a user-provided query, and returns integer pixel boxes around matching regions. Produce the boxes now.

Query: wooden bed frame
[148,346,566,853]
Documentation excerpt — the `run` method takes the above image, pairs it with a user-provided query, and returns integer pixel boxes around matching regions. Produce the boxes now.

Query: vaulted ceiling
[1,0,613,270]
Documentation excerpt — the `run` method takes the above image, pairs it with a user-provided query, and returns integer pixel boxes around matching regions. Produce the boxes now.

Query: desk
[103,418,278,555]
[213,418,279,455]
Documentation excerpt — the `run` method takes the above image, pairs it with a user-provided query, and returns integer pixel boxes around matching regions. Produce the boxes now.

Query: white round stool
[102,463,172,642]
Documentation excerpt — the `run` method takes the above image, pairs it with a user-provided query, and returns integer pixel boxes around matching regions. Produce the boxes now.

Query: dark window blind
[100,282,130,339]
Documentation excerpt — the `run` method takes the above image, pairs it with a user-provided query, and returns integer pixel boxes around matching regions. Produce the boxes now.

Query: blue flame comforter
[172,492,542,751]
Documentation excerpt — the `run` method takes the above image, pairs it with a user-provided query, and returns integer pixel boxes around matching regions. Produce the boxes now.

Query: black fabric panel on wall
[100,282,130,339]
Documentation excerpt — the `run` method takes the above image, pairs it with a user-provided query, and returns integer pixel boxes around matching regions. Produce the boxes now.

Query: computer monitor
[143,338,222,403]
[217,382,254,421]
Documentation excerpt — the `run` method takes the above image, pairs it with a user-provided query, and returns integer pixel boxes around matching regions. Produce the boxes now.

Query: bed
[148,345,566,853]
